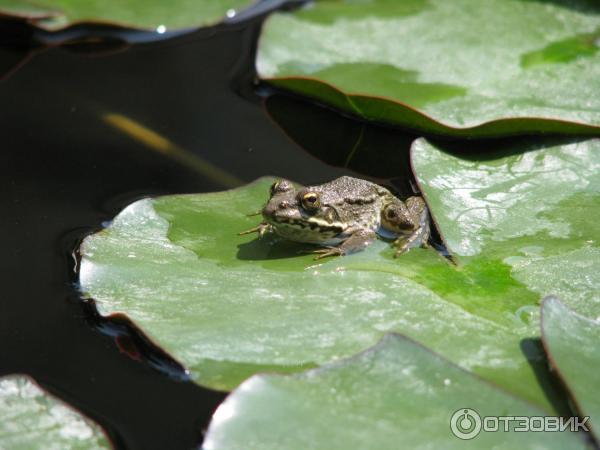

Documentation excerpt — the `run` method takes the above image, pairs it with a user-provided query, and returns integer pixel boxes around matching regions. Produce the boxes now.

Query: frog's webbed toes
[238,223,272,238]
[393,239,411,258]
[392,231,429,257]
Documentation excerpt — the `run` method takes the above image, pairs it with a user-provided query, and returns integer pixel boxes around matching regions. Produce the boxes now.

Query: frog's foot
[312,246,344,260]
[239,223,272,238]
[393,228,430,257]
[393,238,411,258]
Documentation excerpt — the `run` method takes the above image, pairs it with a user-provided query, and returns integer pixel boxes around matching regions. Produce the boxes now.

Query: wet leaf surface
[412,137,600,320]
[257,0,600,136]
[542,297,600,440]
[0,0,254,30]
[202,334,587,450]
[0,376,110,449]
[78,158,587,413]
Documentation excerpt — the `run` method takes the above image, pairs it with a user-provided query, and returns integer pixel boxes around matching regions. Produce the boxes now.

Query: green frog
[240,176,429,259]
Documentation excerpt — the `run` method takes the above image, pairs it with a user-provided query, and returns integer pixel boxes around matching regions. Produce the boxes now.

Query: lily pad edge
[541,296,600,442]
[203,331,585,450]
[77,177,285,392]
[260,76,600,138]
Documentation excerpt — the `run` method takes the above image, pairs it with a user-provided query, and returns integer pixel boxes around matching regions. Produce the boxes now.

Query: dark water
[0,3,424,449]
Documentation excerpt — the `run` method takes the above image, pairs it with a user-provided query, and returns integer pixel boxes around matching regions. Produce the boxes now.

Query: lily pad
[412,137,600,320]
[0,0,254,31]
[541,297,600,439]
[202,333,587,450]
[257,0,600,137]
[0,375,111,449]
[80,176,553,411]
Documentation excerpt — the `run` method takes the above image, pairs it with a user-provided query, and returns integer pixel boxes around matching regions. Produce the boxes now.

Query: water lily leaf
[412,137,600,320]
[257,0,600,137]
[542,297,600,439]
[0,375,111,449]
[0,0,254,31]
[202,333,587,450]
[80,177,555,412]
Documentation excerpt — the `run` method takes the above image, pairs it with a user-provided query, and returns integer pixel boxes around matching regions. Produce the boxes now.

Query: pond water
[0,2,427,448]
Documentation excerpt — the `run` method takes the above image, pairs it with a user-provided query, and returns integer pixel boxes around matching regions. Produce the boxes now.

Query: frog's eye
[385,208,397,220]
[301,192,321,210]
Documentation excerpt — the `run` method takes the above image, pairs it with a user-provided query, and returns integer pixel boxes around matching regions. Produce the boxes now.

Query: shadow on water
[263,90,420,197]
[520,338,573,417]
[428,135,594,162]
[516,0,600,14]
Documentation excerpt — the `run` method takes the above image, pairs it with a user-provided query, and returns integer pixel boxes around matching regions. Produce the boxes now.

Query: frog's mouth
[266,215,348,244]
[266,208,346,232]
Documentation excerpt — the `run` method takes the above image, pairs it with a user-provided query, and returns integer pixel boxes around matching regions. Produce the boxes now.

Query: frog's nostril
[280,201,291,208]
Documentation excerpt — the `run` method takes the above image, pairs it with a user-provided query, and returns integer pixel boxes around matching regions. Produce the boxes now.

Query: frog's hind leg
[313,229,377,260]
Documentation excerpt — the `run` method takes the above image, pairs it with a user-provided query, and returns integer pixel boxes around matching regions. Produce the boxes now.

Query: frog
[381,195,430,257]
[240,176,429,259]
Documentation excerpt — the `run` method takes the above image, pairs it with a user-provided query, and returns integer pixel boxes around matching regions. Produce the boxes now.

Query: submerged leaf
[0,375,110,449]
[202,334,587,450]
[257,0,600,136]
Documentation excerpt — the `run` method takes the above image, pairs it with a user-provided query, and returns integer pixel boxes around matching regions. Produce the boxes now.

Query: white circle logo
[450,408,482,440]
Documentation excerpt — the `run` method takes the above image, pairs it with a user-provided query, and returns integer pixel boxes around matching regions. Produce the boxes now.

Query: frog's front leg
[393,231,424,257]
[238,222,272,238]
[313,229,377,260]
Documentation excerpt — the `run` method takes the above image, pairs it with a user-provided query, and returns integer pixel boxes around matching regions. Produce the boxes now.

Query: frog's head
[381,201,418,234]
[261,179,345,243]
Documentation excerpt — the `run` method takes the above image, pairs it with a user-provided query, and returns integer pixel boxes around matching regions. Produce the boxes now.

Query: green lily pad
[202,333,587,450]
[79,175,554,411]
[0,375,110,449]
[542,297,600,439]
[0,0,254,31]
[257,0,600,137]
[412,137,600,320]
